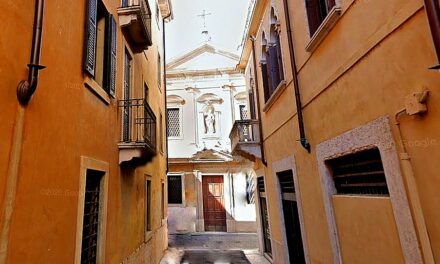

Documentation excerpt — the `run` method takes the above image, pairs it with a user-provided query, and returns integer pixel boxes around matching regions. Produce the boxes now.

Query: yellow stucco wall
[245,0,440,262]
[1,0,168,263]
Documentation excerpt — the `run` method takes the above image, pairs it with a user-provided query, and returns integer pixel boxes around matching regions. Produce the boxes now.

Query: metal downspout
[17,0,46,105]
[163,12,172,174]
[250,36,267,166]
[283,0,311,152]
[1,0,46,261]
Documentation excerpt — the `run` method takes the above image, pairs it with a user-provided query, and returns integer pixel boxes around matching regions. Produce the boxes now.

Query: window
[122,50,132,142]
[80,170,104,263]
[261,10,285,104]
[157,53,162,90]
[168,175,183,204]
[161,181,165,219]
[326,148,389,196]
[145,179,152,233]
[167,108,181,138]
[159,112,164,153]
[305,0,336,36]
[84,0,117,97]
[239,105,249,120]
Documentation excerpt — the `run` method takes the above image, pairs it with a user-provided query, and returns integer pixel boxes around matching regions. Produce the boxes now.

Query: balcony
[118,0,152,52]
[230,120,261,161]
[118,99,156,165]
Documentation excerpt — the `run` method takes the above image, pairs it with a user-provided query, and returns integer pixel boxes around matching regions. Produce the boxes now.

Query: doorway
[277,170,305,264]
[202,176,227,232]
[257,177,272,257]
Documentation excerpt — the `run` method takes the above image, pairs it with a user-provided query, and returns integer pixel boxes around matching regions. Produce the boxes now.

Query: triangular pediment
[167,44,239,72]
[190,149,233,163]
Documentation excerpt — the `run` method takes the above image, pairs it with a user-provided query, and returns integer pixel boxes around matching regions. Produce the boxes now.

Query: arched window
[260,8,285,103]
[260,32,272,102]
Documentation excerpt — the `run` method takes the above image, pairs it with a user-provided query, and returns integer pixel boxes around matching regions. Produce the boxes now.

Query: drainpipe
[163,11,172,174]
[17,0,46,105]
[283,0,311,152]
[423,0,440,69]
[1,0,46,261]
[250,36,267,167]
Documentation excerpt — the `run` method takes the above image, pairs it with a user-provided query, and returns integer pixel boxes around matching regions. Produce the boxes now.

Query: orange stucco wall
[1,0,168,263]
[245,0,440,262]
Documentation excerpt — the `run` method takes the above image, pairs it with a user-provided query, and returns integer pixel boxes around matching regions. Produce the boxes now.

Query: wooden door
[202,176,226,232]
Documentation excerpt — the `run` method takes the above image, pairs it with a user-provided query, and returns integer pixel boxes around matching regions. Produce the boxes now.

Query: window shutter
[275,35,284,82]
[109,15,117,98]
[268,46,280,92]
[305,0,320,35]
[261,63,271,102]
[84,0,98,77]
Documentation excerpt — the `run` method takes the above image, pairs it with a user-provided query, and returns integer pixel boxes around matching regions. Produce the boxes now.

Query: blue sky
[165,0,251,60]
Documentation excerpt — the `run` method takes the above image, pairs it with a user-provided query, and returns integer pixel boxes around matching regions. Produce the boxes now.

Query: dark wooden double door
[202,176,227,232]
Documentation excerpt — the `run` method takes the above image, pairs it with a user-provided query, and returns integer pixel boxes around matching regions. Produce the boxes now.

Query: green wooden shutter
[109,15,117,98]
[84,0,98,77]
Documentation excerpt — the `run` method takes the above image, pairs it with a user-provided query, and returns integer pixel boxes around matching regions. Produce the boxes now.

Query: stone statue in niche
[203,103,216,134]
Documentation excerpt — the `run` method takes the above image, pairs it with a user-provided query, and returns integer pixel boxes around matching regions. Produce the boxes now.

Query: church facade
[166,44,257,233]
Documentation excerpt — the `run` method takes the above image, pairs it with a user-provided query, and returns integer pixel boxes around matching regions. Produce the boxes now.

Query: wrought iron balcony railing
[229,119,262,160]
[119,0,152,51]
[118,98,156,155]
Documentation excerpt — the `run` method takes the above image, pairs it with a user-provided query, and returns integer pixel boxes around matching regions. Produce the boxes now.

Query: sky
[165,0,252,61]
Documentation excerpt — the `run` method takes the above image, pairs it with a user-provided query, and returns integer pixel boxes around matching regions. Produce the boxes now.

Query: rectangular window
[167,108,181,138]
[84,0,116,96]
[158,53,162,90]
[161,182,165,220]
[145,179,152,232]
[160,112,164,153]
[326,148,389,196]
[81,170,104,264]
[239,105,249,120]
[305,0,336,36]
[168,175,183,204]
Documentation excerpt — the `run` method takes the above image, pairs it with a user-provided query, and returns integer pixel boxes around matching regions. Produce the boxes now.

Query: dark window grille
[327,148,389,196]
[81,170,103,264]
[278,170,295,194]
[257,177,265,193]
[146,180,151,232]
[167,108,181,137]
[168,175,183,204]
[239,105,249,120]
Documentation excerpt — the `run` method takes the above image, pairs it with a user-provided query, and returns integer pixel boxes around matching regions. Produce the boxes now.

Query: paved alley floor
[161,233,270,264]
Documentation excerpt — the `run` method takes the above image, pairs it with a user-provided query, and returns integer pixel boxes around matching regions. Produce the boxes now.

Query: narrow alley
[1,0,440,263]
[161,233,269,264]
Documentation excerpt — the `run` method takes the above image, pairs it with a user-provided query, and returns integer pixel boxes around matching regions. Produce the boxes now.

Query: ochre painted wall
[0,0,168,263]
[245,0,440,262]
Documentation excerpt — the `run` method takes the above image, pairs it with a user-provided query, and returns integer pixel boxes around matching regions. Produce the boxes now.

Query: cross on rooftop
[197,9,212,28]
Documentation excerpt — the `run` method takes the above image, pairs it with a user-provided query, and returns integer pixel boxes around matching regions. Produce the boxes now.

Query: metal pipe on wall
[423,0,440,69]
[283,0,311,152]
[163,11,172,174]
[17,0,46,105]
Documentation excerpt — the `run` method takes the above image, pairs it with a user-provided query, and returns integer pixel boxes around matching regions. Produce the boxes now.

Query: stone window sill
[263,80,287,112]
[305,6,342,53]
[84,76,111,105]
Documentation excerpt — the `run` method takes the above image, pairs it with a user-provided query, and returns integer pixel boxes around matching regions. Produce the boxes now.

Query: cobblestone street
[160,233,270,264]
